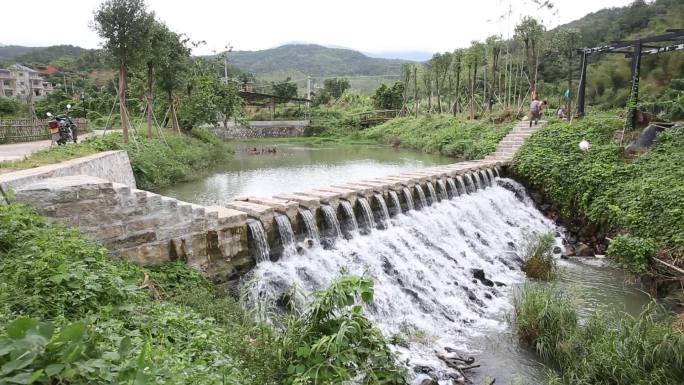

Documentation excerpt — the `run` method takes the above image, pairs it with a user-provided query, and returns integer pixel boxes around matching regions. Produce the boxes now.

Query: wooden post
[576,51,588,116]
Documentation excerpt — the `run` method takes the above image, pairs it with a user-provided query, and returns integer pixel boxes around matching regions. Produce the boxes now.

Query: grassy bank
[512,112,684,271]
[0,203,406,384]
[0,128,232,191]
[514,286,684,385]
[362,115,514,159]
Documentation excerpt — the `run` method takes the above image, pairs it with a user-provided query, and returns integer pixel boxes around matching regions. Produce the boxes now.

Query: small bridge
[355,110,400,127]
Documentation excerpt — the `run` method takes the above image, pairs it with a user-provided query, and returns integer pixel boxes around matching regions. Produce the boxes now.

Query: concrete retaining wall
[210,120,309,139]
[0,150,136,197]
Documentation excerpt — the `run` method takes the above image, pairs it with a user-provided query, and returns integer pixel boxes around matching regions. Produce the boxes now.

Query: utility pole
[306,75,311,119]
[224,44,233,83]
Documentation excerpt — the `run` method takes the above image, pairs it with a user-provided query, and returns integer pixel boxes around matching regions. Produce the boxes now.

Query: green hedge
[362,115,514,159]
[513,112,684,259]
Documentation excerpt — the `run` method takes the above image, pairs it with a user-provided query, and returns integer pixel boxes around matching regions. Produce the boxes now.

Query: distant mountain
[0,45,43,60]
[227,44,413,76]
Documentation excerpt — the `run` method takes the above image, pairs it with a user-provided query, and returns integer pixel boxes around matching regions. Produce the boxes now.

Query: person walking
[529,97,541,127]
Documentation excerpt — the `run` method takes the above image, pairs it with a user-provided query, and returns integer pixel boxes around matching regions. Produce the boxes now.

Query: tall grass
[514,285,684,385]
[522,233,557,280]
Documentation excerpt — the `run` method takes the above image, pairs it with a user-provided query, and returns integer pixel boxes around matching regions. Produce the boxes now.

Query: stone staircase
[484,120,545,162]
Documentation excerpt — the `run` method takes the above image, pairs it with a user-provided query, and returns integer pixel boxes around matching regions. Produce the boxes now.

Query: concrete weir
[0,121,540,281]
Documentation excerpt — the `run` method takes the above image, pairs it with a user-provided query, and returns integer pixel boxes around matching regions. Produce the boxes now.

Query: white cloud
[0,0,635,56]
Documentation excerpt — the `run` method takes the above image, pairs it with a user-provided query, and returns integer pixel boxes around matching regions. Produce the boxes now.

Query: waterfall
[299,208,320,244]
[358,196,377,230]
[464,174,476,193]
[321,205,342,239]
[340,200,359,233]
[374,193,391,224]
[447,178,458,198]
[480,170,490,188]
[494,167,500,177]
[415,185,428,207]
[275,214,297,256]
[473,172,483,190]
[243,179,555,383]
[426,182,439,204]
[389,190,402,215]
[437,179,449,200]
[487,168,495,182]
[456,175,467,195]
[247,220,270,263]
[402,187,415,211]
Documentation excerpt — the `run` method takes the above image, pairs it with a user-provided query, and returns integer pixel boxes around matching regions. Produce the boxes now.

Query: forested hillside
[227,44,411,76]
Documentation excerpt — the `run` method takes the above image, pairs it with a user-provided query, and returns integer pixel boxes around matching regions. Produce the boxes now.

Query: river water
[162,141,650,384]
[159,141,452,205]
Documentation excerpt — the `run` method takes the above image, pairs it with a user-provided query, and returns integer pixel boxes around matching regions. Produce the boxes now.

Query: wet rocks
[471,269,494,287]
[576,243,595,257]
[553,246,562,254]
[419,379,439,385]
[562,244,576,257]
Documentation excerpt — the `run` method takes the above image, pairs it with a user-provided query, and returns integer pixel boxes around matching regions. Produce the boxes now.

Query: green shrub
[607,235,657,274]
[515,286,684,385]
[522,233,557,280]
[513,112,684,260]
[363,115,513,159]
[0,204,404,384]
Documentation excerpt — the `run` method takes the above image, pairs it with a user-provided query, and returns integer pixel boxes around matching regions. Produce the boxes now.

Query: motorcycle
[47,104,78,145]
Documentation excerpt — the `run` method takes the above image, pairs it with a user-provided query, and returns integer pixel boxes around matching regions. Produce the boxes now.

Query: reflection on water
[159,141,452,205]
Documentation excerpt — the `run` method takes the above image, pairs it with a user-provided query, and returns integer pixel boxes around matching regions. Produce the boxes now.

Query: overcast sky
[1,0,635,57]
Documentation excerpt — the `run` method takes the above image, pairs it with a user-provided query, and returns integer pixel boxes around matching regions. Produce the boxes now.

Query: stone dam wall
[1,151,505,282]
[210,120,309,139]
[0,121,545,281]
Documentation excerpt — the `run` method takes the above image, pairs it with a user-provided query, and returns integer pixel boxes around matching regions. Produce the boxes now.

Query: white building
[0,64,53,100]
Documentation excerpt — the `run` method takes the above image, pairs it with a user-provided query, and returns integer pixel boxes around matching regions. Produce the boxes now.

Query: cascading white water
[340,200,359,233]
[456,175,467,195]
[415,185,428,207]
[403,187,415,211]
[374,193,391,225]
[298,208,320,244]
[480,170,490,188]
[487,168,495,182]
[437,179,449,200]
[464,174,476,193]
[494,167,500,177]
[275,214,297,256]
[447,178,458,198]
[389,190,402,216]
[247,220,270,263]
[243,179,555,383]
[358,196,377,230]
[321,205,342,239]
[426,182,439,204]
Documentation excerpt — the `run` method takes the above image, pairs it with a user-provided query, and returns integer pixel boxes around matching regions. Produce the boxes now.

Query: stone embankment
[0,120,543,281]
[209,120,309,139]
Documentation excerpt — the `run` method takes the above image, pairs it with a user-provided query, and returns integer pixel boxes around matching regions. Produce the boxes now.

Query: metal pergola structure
[576,29,684,129]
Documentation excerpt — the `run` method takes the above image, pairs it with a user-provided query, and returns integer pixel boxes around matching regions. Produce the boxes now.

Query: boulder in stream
[576,243,596,257]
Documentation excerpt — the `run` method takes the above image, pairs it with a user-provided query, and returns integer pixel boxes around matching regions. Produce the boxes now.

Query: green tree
[271,77,298,100]
[92,0,154,143]
[0,97,20,117]
[373,82,404,110]
[323,78,350,101]
[431,52,452,113]
[465,42,485,119]
[214,81,242,128]
[156,30,191,131]
[515,17,545,94]
[551,28,582,112]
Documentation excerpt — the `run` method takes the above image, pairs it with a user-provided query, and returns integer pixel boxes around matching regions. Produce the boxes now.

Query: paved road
[0,130,120,162]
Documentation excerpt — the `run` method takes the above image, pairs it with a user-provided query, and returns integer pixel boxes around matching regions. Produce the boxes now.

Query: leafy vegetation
[0,203,406,384]
[514,285,684,385]
[0,128,231,191]
[363,115,514,159]
[607,235,658,274]
[522,233,557,280]
[513,112,684,264]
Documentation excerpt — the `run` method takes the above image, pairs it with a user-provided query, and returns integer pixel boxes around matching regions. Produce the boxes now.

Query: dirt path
[0,130,119,162]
